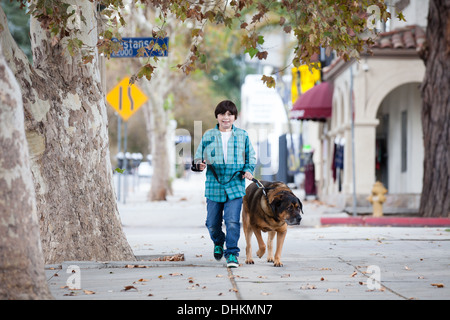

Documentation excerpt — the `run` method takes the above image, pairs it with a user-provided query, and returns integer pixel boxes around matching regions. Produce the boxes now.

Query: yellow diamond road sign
[106,77,148,121]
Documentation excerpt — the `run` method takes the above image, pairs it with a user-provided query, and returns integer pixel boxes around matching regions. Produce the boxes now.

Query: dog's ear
[296,196,304,214]
[270,196,285,222]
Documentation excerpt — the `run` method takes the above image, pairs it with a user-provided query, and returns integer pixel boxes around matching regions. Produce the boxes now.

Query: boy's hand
[197,160,207,171]
[242,171,253,181]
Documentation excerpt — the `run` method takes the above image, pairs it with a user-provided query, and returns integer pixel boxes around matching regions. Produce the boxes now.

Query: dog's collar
[253,178,280,221]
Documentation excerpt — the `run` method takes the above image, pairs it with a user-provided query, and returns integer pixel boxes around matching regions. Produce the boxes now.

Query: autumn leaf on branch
[261,75,275,88]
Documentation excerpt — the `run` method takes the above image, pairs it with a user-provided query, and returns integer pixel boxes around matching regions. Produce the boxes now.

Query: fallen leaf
[83,290,95,295]
[431,283,444,288]
[151,253,185,261]
[320,277,325,281]
[366,287,386,292]
[126,264,147,268]
[404,266,411,270]
[122,286,138,292]
[326,288,339,293]
[169,272,183,276]
[300,284,317,290]
[261,292,270,295]
[148,293,154,296]
[350,271,357,277]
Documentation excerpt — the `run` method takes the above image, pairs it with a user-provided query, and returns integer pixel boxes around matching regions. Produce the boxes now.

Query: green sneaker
[214,244,224,261]
[226,254,239,268]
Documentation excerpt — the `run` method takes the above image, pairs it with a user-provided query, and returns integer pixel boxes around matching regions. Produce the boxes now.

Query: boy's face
[217,111,235,131]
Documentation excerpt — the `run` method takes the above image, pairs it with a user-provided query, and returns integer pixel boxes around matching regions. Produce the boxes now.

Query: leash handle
[252,178,264,189]
[252,178,270,199]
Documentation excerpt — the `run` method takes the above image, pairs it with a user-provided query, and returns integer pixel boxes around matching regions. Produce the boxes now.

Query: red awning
[290,82,333,121]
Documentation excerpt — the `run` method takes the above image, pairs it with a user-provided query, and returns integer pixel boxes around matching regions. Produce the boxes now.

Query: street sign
[106,77,148,121]
[111,37,169,58]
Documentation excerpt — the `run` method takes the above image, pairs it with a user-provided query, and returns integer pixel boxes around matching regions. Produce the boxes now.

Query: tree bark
[0,44,53,299]
[148,88,171,201]
[0,2,135,263]
[419,0,450,217]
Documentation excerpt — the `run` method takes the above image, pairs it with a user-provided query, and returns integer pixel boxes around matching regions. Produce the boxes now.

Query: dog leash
[208,165,246,186]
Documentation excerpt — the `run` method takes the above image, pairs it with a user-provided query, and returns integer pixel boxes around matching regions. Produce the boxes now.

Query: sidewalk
[45,174,450,300]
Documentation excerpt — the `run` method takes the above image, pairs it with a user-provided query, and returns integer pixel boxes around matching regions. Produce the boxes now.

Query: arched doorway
[375,82,423,194]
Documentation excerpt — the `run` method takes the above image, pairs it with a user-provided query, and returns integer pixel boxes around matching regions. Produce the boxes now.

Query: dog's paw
[256,248,266,258]
[245,258,254,264]
[273,259,283,267]
[267,256,274,263]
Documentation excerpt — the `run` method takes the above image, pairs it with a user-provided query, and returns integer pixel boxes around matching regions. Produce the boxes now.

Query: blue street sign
[111,37,169,58]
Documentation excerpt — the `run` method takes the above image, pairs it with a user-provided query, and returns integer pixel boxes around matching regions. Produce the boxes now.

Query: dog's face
[270,191,303,225]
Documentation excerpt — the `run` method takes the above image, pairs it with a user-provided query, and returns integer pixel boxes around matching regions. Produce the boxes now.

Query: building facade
[318,22,427,209]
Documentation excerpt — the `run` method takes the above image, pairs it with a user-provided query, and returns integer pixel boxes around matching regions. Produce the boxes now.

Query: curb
[320,216,450,227]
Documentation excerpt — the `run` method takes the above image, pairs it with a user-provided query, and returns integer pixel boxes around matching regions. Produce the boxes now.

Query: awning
[290,81,333,121]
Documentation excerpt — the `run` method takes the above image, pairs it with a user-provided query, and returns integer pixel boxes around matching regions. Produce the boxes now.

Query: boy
[194,100,256,268]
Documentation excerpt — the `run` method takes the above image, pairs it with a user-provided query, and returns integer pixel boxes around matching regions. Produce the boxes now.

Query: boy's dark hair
[214,100,238,120]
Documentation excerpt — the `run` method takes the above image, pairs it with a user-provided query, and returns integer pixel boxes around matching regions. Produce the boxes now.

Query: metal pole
[117,92,122,202]
[123,121,128,204]
[350,64,357,217]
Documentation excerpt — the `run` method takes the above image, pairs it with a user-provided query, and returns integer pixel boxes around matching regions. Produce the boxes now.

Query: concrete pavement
[45,173,450,300]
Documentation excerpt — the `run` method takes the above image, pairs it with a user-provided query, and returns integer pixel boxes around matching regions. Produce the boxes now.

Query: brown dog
[242,181,302,267]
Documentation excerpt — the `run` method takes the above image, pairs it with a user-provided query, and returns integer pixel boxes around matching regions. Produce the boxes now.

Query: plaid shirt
[194,124,256,202]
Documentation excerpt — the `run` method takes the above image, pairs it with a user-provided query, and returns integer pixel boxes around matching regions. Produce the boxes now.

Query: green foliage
[14,0,397,88]
[1,1,31,60]
[114,167,125,174]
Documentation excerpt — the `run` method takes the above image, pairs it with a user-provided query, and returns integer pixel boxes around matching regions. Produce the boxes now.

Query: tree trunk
[0,44,53,299]
[148,92,171,201]
[0,2,135,263]
[419,0,450,217]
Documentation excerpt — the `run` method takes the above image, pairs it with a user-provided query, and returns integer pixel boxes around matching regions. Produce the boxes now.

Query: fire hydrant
[367,181,388,217]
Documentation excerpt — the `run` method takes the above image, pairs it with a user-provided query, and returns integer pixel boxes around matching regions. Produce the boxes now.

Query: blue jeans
[206,197,242,257]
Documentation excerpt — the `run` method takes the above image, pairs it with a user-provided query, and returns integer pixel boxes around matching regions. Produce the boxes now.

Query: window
[401,111,407,172]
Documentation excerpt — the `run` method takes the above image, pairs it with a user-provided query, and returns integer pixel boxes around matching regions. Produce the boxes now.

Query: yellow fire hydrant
[367,181,388,217]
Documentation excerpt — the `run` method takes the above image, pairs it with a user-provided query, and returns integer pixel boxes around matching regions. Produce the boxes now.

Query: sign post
[107,77,148,203]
